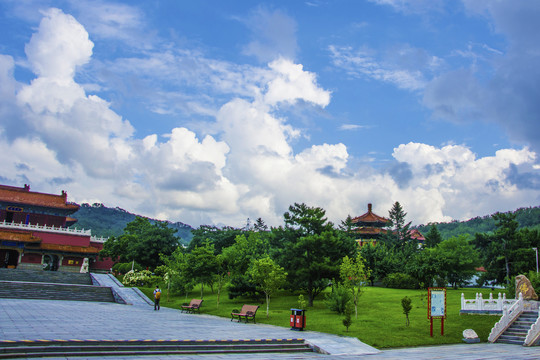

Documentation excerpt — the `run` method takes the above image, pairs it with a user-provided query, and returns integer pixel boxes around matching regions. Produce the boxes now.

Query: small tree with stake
[401,296,412,326]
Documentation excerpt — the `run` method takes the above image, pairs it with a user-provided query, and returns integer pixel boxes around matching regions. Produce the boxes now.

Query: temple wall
[36,232,90,247]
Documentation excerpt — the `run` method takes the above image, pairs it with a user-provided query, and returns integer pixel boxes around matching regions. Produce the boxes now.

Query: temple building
[351,203,425,247]
[0,184,113,272]
[351,203,391,246]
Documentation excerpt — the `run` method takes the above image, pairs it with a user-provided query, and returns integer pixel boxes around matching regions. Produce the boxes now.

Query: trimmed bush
[383,273,419,289]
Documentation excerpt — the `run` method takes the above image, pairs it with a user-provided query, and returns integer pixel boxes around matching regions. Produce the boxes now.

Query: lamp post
[533,248,539,274]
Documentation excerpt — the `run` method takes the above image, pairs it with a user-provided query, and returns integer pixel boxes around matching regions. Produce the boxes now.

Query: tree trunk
[266,293,270,318]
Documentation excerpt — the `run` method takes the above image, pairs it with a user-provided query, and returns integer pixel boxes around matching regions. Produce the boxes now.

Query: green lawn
[139,285,501,349]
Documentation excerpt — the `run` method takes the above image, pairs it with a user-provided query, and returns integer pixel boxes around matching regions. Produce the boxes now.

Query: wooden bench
[181,299,203,313]
[231,305,259,323]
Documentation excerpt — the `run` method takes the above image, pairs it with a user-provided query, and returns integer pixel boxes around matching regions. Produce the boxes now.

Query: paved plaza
[1,276,538,359]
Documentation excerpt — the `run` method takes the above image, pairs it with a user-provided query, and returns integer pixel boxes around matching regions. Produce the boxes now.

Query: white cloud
[329,45,427,91]
[1,6,539,231]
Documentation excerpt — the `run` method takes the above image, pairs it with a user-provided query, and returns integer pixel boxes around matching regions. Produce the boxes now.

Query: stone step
[0,268,92,285]
[0,281,114,303]
[0,339,315,358]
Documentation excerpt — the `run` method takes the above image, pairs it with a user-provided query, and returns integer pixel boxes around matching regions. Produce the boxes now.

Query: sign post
[427,287,446,336]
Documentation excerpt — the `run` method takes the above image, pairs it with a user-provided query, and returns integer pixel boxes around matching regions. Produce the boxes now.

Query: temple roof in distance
[351,203,390,227]
[0,184,79,212]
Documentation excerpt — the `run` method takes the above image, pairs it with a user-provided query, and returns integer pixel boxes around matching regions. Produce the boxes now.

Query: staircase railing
[488,293,524,343]
[524,311,540,346]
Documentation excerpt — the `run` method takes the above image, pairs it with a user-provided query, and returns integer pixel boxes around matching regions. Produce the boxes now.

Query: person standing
[153,285,161,310]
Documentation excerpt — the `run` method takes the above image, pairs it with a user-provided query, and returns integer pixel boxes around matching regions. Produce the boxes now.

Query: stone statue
[515,275,538,300]
[80,258,89,273]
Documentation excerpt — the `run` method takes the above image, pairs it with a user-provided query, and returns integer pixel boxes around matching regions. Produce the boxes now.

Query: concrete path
[1,298,539,359]
[90,273,153,306]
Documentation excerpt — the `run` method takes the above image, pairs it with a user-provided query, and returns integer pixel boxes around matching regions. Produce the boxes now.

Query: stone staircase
[0,339,315,358]
[496,311,539,345]
[0,269,114,303]
[0,268,92,285]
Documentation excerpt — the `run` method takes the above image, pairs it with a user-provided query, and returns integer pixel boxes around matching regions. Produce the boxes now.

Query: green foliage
[435,235,479,289]
[72,203,193,244]
[112,262,142,274]
[474,212,538,285]
[340,254,370,319]
[188,225,244,254]
[222,232,269,299]
[183,242,218,298]
[297,294,307,310]
[324,282,352,314]
[342,301,354,332]
[248,256,287,318]
[383,273,419,289]
[272,203,357,307]
[424,224,442,248]
[401,296,412,326]
[100,217,180,269]
[122,270,156,287]
[415,206,540,240]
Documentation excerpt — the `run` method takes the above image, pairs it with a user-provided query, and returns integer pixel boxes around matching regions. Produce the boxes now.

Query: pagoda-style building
[0,184,113,272]
[351,203,425,247]
[351,203,391,246]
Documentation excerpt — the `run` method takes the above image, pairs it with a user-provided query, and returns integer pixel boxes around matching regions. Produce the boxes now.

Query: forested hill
[414,206,540,240]
[70,203,194,245]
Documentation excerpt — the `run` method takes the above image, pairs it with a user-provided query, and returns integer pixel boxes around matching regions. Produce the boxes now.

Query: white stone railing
[90,236,109,243]
[0,220,91,236]
[524,313,540,346]
[488,293,524,343]
[461,292,516,313]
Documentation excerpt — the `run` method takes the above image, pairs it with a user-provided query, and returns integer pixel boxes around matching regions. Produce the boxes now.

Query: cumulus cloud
[1,6,539,231]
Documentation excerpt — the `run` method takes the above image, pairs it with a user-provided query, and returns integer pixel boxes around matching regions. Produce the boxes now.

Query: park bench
[181,299,203,313]
[230,305,259,323]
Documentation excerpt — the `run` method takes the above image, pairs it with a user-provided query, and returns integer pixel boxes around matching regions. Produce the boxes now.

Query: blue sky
[0,0,539,228]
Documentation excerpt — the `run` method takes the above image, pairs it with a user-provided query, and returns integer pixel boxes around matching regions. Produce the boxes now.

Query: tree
[383,201,413,250]
[401,296,412,326]
[222,232,269,299]
[99,217,179,269]
[424,224,443,248]
[435,235,479,289]
[188,225,244,254]
[183,242,218,298]
[340,254,370,319]
[248,257,287,318]
[271,203,357,306]
[474,212,534,285]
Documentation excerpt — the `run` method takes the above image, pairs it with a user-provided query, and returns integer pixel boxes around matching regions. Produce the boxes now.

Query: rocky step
[0,339,315,358]
[0,268,92,285]
[0,281,114,302]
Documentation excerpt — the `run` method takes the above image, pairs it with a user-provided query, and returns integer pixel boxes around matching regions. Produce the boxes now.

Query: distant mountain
[70,203,194,245]
[414,206,540,240]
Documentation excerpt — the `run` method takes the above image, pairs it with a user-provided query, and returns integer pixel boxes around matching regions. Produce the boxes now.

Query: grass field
[140,285,501,349]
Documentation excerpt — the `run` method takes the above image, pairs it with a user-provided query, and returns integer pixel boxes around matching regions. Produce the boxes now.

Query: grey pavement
[0,278,539,359]
[91,273,154,306]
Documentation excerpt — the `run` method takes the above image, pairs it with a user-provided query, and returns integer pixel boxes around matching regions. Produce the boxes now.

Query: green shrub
[113,262,142,274]
[324,282,352,314]
[122,270,157,287]
[383,273,419,289]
